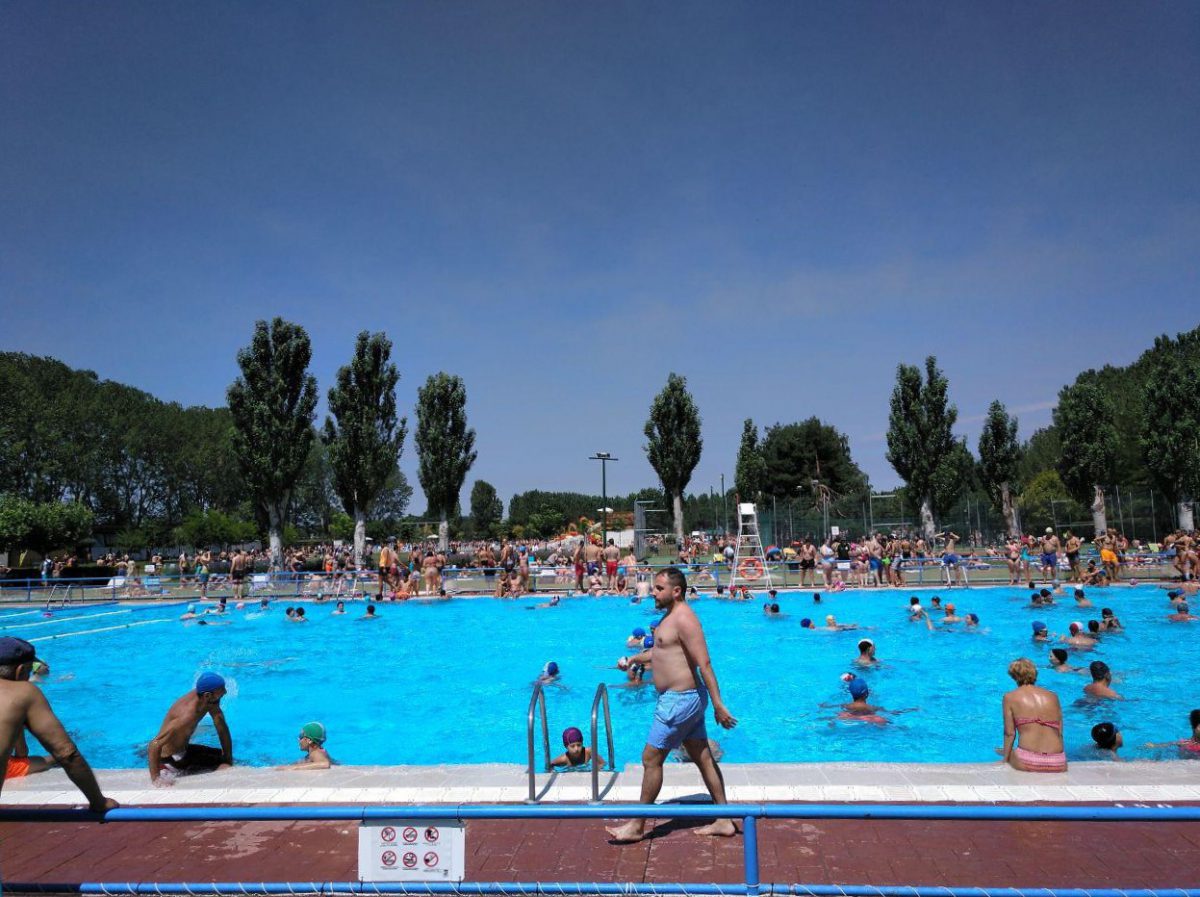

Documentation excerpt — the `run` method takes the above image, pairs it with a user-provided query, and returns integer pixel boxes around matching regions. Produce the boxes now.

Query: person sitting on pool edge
[1083,660,1121,700]
[148,672,233,785]
[1000,657,1067,773]
[550,726,604,769]
[277,721,332,771]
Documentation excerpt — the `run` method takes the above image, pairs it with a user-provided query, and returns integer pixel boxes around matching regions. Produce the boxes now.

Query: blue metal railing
[3,802,1200,896]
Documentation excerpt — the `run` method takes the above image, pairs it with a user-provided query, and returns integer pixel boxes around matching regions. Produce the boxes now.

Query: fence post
[743,814,760,895]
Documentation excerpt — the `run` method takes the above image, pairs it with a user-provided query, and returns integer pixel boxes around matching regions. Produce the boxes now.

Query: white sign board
[830,526,841,536]
[359,820,465,882]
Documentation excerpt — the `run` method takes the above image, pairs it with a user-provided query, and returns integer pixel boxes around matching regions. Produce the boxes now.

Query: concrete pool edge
[4,761,1199,806]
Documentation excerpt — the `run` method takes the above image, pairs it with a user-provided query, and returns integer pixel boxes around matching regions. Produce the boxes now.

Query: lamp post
[721,473,727,535]
[589,452,618,546]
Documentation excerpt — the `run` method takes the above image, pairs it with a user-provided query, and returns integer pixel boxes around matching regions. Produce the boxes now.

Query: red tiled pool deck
[4,763,1200,892]
[4,808,1200,891]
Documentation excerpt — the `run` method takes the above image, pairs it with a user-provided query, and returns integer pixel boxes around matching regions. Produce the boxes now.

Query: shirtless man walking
[148,672,234,784]
[0,637,117,813]
[605,567,737,843]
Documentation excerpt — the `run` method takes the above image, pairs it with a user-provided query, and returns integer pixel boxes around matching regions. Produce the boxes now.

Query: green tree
[469,480,504,537]
[1054,378,1117,535]
[885,356,958,540]
[526,505,565,539]
[174,509,257,549]
[1018,469,1084,534]
[644,373,703,542]
[415,373,477,549]
[760,418,868,517]
[978,400,1022,536]
[322,332,408,566]
[227,318,318,565]
[734,419,767,505]
[1140,333,1200,531]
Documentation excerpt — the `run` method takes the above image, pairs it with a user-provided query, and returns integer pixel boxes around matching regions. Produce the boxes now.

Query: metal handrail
[588,682,615,802]
[524,681,550,803]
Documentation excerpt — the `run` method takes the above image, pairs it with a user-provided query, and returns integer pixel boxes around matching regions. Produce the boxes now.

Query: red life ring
[737,558,764,581]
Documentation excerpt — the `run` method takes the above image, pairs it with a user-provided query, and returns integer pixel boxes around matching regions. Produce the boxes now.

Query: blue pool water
[5,585,1195,768]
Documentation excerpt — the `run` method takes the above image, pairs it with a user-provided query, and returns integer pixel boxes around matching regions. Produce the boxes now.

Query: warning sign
[360,819,464,882]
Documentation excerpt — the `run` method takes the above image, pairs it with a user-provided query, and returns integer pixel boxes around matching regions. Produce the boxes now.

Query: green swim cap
[300,721,326,744]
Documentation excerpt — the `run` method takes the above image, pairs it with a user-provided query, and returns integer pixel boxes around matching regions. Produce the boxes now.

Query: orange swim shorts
[5,757,30,779]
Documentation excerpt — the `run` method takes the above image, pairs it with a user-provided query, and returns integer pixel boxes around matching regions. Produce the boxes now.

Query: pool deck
[4,763,1200,891]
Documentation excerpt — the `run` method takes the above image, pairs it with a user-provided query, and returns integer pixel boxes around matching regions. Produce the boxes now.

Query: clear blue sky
[3,2,1198,512]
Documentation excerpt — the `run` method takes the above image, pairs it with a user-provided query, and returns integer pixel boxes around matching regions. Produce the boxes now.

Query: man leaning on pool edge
[0,636,117,813]
[606,567,737,843]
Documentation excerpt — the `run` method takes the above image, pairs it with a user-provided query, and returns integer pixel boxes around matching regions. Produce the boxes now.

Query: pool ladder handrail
[589,681,616,803]
[525,681,551,803]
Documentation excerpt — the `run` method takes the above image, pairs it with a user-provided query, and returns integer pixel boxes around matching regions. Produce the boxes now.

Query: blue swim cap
[196,672,225,695]
[643,636,654,649]
[967,613,979,624]
[848,677,869,699]
[1168,590,1181,599]
[800,618,812,628]
[187,604,196,613]
[632,627,646,638]
[543,661,559,677]
[649,619,660,630]
[1032,621,1047,632]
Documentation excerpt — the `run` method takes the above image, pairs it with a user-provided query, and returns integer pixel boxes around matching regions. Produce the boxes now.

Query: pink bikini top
[1015,716,1063,731]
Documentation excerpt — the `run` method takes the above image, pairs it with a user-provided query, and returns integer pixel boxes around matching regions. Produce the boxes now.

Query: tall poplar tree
[1140,333,1200,531]
[734,419,767,506]
[1055,378,1116,535]
[415,373,477,549]
[885,356,957,541]
[978,400,1022,537]
[322,331,407,566]
[644,373,702,542]
[227,318,317,566]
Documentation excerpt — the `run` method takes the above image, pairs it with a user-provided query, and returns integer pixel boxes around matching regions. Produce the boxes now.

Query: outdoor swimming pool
[4,584,1193,768]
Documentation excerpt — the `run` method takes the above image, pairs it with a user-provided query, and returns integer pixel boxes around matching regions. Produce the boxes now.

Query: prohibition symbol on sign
[424,852,439,867]
[402,852,418,869]
[380,851,397,868]
[424,827,439,842]
[402,827,418,843]
[380,827,396,843]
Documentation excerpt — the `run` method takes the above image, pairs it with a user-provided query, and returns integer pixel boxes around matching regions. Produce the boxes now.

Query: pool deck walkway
[4,763,1200,891]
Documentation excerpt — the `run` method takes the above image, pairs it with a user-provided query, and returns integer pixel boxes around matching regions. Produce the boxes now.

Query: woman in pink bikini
[1000,657,1067,773]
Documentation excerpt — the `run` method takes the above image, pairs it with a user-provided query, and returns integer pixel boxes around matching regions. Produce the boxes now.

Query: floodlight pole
[589,453,618,546]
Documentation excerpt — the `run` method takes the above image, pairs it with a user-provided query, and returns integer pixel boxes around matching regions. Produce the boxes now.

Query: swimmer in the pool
[549,726,604,768]
[1083,660,1121,700]
[331,601,346,615]
[1073,588,1092,608]
[799,617,816,629]
[831,678,906,726]
[289,607,308,623]
[941,602,962,623]
[1100,608,1123,630]
[1145,709,1200,756]
[1049,648,1084,674]
[824,615,859,631]
[907,597,924,620]
[537,661,560,684]
[853,639,878,666]
[763,602,781,616]
[1062,622,1097,649]
[1090,722,1122,759]
[1031,621,1051,642]
[180,605,199,621]
[626,627,648,649]
[533,595,561,609]
[1168,602,1198,622]
[148,672,233,785]
[358,604,379,621]
[277,721,332,771]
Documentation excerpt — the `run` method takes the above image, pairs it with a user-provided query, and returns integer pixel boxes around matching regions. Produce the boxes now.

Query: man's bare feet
[605,821,646,843]
[695,819,738,837]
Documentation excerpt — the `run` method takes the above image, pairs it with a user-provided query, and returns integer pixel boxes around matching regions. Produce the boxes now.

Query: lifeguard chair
[729,502,775,589]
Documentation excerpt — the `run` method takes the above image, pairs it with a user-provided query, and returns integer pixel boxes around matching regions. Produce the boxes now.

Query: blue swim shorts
[647,687,708,750]
[943,554,960,567]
